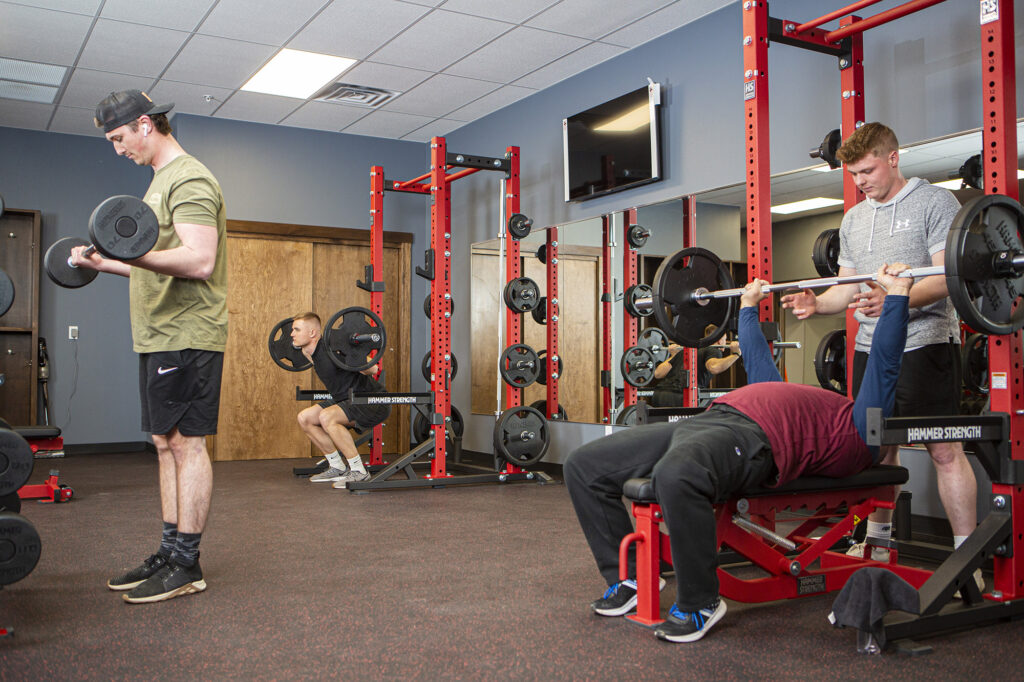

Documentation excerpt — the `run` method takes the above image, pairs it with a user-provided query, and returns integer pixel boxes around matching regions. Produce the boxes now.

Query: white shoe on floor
[846,542,890,562]
[332,469,370,489]
[309,467,345,482]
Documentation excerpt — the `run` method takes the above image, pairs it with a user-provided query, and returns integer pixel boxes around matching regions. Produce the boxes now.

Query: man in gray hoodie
[781,122,978,576]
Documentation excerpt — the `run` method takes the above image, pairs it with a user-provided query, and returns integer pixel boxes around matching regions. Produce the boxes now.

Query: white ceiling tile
[527,0,670,40]
[0,3,94,65]
[513,41,626,90]
[396,0,445,5]
[601,0,730,47]
[213,90,303,125]
[198,0,326,44]
[77,19,190,78]
[0,99,54,131]
[383,73,500,118]
[10,0,100,13]
[440,0,560,24]
[342,110,436,139]
[445,85,535,121]
[147,80,234,116]
[445,26,587,82]
[59,68,152,109]
[100,0,216,31]
[289,0,430,60]
[370,10,513,72]
[280,100,371,132]
[49,105,107,136]
[163,35,278,89]
[401,118,464,142]
[338,61,432,93]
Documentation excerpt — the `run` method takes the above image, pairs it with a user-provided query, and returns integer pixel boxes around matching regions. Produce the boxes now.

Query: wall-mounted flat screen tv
[563,82,662,202]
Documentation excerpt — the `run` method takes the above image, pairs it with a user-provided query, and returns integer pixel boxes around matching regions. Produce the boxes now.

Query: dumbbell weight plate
[0,269,13,317]
[87,195,160,261]
[0,428,34,497]
[44,237,99,288]
[0,511,42,587]
[267,318,312,372]
[421,352,458,382]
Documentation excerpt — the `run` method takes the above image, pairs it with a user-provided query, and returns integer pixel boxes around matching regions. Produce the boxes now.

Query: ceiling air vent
[314,83,401,108]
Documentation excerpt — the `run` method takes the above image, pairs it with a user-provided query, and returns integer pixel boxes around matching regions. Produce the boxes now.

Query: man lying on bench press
[564,263,913,643]
[290,312,390,489]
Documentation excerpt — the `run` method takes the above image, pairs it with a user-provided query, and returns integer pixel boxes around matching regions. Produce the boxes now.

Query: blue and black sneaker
[590,577,666,617]
[654,600,727,643]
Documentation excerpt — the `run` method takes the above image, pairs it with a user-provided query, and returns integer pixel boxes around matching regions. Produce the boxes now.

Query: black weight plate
[626,224,650,249]
[423,294,453,319]
[493,405,549,468]
[961,333,989,395]
[651,247,734,348]
[621,345,656,387]
[421,351,458,382]
[507,213,533,239]
[0,428,34,497]
[624,284,653,318]
[324,306,387,372]
[87,195,159,260]
[529,399,568,421]
[0,493,20,514]
[0,418,9,430]
[0,269,13,318]
[813,128,842,169]
[0,511,42,586]
[499,344,540,387]
[814,329,846,395]
[638,327,670,364]
[945,194,1024,336]
[536,349,562,386]
[412,406,464,445]
[531,296,547,325]
[267,318,312,372]
[812,228,840,277]
[44,237,99,289]
[536,243,547,264]
[503,277,540,313]
[617,404,640,426]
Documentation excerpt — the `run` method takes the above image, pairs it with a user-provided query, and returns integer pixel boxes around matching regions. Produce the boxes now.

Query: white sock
[347,456,367,474]
[865,521,892,542]
[953,535,968,550]
[324,451,344,469]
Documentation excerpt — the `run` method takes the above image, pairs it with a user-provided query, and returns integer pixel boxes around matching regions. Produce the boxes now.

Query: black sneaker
[123,558,206,604]
[654,601,727,643]
[590,577,667,617]
[107,554,169,591]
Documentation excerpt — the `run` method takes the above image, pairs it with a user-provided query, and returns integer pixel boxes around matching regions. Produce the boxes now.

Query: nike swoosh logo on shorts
[157,366,179,375]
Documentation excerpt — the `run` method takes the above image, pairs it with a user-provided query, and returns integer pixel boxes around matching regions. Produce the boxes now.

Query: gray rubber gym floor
[2,451,1022,679]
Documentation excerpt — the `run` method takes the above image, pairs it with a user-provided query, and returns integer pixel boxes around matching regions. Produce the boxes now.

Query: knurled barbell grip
[697,265,947,301]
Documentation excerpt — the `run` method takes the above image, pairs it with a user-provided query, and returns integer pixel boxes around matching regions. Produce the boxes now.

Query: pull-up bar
[794,0,885,34]
[824,0,946,43]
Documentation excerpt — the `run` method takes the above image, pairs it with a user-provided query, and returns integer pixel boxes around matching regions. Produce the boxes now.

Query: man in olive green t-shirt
[71,90,227,605]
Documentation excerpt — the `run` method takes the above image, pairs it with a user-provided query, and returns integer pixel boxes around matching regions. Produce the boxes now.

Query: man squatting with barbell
[71,90,227,604]
[289,313,390,489]
[781,122,978,587]
[564,263,914,643]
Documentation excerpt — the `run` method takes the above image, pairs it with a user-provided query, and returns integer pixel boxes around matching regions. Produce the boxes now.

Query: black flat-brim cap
[94,89,174,133]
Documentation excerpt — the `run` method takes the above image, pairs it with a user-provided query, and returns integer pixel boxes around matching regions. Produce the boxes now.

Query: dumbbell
[44,195,159,288]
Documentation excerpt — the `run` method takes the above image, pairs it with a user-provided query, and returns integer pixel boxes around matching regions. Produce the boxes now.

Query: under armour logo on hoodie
[893,218,911,232]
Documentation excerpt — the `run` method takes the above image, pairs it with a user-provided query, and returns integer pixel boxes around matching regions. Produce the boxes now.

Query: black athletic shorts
[852,340,961,418]
[317,398,390,430]
[139,349,224,436]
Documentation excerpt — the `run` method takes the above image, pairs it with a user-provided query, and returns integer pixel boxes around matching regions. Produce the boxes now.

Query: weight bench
[618,464,933,626]
[10,425,63,457]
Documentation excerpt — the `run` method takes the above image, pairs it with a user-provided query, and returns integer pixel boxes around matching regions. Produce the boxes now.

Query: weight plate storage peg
[961,333,988,395]
[0,269,13,317]
[324,306,387,372]
[422,351,458,382]
[536,349,563,386]
[412,406,464,445]
[493,405,549,468]
[944,193,1024,336]
[268,318,313,372]
[624,284,654,318]
[503,277,540,313]
[531,296,547,325]
[0,428,34,497]
[626,224,650,249]
[651,247,735,348]
[638,327,670,364]
[814,329,846,395]
[812,228,840,278]
[499,344,540,387]
[529,399,568,421]
[621,345,657,387]
[0,511,42,586]
[507,213,533,239]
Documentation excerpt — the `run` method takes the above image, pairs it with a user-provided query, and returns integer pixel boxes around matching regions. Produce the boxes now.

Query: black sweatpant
[564,405,774,611]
